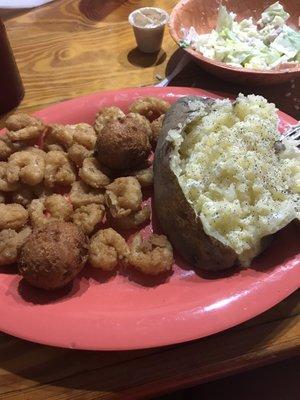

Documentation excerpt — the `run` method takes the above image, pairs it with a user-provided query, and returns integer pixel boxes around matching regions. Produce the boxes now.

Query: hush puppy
[19,221,88,290]
[95,113,151,170]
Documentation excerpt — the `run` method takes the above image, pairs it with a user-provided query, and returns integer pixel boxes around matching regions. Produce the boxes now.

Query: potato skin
[154,96,238,271]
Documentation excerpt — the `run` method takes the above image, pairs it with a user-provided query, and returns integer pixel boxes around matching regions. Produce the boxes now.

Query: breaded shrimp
[0,203,28,230]
[128,233,174,275]
[89,228,129,270]
[72,203,105,235]
[105,177,142,218]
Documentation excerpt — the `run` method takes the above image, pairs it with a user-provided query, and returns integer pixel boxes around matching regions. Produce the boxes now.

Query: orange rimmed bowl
[169,0,300,86]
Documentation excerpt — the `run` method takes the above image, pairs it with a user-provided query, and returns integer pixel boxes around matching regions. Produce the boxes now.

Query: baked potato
[154,95,299,271]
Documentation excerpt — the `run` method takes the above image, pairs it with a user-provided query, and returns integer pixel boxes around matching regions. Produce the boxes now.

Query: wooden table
[0,1,299,399]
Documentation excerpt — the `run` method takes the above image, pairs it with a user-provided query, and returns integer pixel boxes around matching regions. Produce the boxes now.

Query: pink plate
[0,87,299,350]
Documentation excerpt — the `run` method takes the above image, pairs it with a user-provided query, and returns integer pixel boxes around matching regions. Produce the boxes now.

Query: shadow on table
[0,8,33,21]
[79,0,129,22]
[164,49,300,119]
[127,47,167,68]
[0,290,298,397]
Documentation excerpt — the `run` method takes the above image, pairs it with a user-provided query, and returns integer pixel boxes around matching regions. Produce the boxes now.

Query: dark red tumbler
[0,19,24,114]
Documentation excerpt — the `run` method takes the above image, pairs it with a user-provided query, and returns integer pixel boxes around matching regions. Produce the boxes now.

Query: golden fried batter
[105,177,142,218]
[111,206,151,230]
[28,195,73,227]
[27,198,48,227]
[69,180,104,208]
[44,194,73,220]
[0,162,20,192]
[131,166,153,187]
[129,97,170,121]
[5,113,45,142]
[128,234,174,275]
[0,226,31,266]
[0,136,15,161]
[95,113,151,170]
[79,157,111,189]
[72,203,105,234]
[44,123,96,153]
[89,228,129,270]
[7,148,46,186]
[43,124,74,151]
[71,123,96,150]
[94,106,125,135]
[0,203,28,230]
[68,144,93,167]
[44,151,76,188]
[150,114,164,148]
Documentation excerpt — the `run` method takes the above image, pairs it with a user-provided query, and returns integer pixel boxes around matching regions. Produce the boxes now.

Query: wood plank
[0,291,299,399]
[0,1,299,399]
[1,314,299,400]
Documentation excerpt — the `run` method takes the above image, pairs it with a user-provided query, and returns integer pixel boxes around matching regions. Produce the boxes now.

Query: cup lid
[128,7,169,29]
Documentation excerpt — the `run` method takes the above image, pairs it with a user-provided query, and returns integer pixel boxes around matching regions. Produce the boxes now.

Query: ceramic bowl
[169,0,300,86]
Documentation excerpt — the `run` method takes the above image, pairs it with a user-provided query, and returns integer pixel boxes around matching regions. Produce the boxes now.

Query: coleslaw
[181,2,300,70]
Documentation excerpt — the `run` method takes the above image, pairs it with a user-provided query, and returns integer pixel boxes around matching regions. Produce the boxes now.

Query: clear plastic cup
[128,7,169,53]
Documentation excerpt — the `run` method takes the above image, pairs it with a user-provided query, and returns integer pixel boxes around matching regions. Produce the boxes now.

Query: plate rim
[0,86,299,350]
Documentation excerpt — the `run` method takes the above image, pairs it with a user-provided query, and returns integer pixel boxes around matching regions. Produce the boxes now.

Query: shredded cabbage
[182,2,300,70]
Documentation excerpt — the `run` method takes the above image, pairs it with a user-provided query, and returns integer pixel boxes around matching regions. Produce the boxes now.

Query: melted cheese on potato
[169,94,300,266]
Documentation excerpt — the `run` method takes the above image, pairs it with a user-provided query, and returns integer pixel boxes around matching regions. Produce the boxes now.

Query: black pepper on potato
[154,95,300,271]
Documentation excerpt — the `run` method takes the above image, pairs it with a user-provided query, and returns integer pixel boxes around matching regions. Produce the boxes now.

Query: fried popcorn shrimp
[7,148,46,186]
[0,136,14,161]
[129,97,170,122]
[43,124,74,151]
[94,106,125,135]
[96,113,151,170]
[0,226,31,266]
[0,135,34,162]
[68,144,93,167]
[71,123,97,150]
[28,195,72,227]
[0,162,19,192]
[150,114,164,148]
[12,186,35,207]
[5,113,45,142]
[44,123,96,153]
[0,203,28,230]
[79,157,111,189]
[44,194,73,220]
[44,143,65,152]
[44,151,76,188]
[72,203,105,234]
[121,166,153,187]
[131,166,153,187]
[28,198,48,227]
[105,177,142,218]
[69,180,104,208]
[128,234,174,275]
[112,206,151,230]
[89,228,129,270]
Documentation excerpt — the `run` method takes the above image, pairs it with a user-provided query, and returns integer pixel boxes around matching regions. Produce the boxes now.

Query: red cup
[0,19,24,115]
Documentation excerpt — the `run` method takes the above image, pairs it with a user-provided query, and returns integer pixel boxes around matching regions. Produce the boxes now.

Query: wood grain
[1,0,299,123]
[0,1,299,399]
[0,291,299,400]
